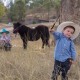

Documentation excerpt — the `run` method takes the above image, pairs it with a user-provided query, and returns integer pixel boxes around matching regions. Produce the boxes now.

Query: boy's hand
[68,58,74,64]
[49,29,54,33]
[69,59,76,64]
[69,59,73,64]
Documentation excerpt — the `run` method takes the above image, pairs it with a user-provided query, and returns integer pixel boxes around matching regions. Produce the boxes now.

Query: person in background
[0,28,12,51]
[50,21,80,80]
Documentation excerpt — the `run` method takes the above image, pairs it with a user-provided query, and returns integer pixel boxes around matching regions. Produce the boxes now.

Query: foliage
[14,0,26,21]
[30,0,61,10]
[52,0,61,17]
[7,1,14,22]
[53,0,61,9]
[0,2,5,18]
[6,0,61,22]
[8,0,26,22]
[28,0,53,9]
[15,0,29,3]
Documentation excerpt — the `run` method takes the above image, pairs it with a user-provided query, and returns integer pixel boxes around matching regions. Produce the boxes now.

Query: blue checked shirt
[53,32,76,62]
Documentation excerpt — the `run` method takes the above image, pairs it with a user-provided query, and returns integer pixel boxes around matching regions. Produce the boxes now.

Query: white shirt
[0,35,11,43]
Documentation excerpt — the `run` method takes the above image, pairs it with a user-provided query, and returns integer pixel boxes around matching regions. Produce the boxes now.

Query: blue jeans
[51,58,72,80]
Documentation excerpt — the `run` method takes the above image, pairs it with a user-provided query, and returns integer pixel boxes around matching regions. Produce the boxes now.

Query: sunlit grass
[0,35,80,80]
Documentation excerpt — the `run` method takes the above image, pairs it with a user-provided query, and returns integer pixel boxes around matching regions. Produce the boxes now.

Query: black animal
[13,22,50,49]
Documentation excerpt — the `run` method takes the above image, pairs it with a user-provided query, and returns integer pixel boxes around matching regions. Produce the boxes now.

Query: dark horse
[13,22,50,49]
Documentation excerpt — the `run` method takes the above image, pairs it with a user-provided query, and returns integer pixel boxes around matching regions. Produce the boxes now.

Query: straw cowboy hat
[57,21,80,40]
[0,28,9,34]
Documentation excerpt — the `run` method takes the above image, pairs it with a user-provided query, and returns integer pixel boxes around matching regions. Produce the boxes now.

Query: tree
[14,0,29,3]
[7,1,14,22]
[60,0,80,43]
[53,0,61,17]
[0,2,5,18]
[14,0,26,21]
[8,0,26,22]
[26,0,54,20]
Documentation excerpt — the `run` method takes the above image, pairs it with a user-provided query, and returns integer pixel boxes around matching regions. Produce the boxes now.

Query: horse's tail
[45,27,50,47]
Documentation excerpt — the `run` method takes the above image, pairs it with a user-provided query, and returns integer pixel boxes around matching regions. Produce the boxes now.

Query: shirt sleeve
[70,41,76,61]
[0,36,5,41]
[52,32,61,40]
[8,35,11,41]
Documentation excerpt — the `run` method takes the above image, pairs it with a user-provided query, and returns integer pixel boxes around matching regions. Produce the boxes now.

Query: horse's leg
[41,37,50,48]
[23,43,27,49]
[40,30,50,48]
[48,41,50,48]
[41,36,45,48]
[46,39,50,48]
[20,34,28,49]
[23,41,27,49]
[22,38,27,49]
[24,40,27,49]
[42,41,44,48]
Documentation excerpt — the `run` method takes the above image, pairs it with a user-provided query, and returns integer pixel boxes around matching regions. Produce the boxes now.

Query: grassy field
[0,22,80,80]
[0,35,80,80]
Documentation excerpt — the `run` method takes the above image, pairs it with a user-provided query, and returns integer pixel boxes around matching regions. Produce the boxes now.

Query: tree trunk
[60,0,80,43]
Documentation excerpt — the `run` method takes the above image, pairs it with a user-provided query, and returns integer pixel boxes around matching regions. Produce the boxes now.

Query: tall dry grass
[0,35,80,80]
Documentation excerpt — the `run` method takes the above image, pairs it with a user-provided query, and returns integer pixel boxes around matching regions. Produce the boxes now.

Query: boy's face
[2,32,7,36]
[63,27,74,38]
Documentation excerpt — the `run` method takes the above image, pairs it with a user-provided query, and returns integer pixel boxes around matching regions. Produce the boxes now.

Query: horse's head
[13,22,22,34]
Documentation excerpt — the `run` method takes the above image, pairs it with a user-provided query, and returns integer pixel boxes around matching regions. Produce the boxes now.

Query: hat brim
[57,21,80,40]
[0,31,9,34]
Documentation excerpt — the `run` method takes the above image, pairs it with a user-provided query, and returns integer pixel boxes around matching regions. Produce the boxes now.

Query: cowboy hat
[57,21,80,40]
[0,28,9,34]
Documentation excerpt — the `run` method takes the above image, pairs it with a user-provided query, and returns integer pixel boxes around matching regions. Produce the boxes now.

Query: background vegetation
[0,33,80,80]
[0,0,80,80]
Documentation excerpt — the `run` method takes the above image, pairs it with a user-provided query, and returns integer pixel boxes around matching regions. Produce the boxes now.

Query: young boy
[50,21,80,80]
[0,28,12,51]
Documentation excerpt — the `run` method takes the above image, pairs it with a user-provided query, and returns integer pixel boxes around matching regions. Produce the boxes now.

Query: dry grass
[0,23,8,29]
[0,21,80,80]
[0,35,80,80]
[0,36,53,80]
